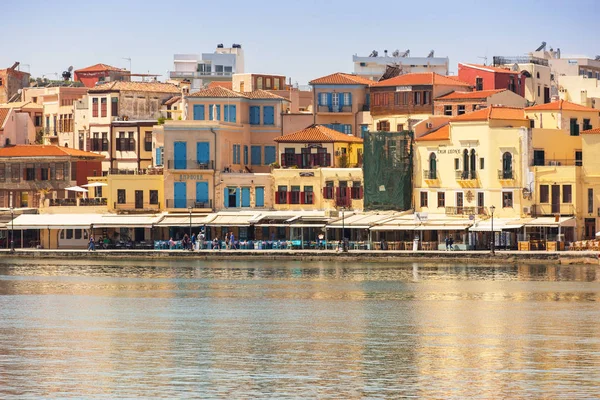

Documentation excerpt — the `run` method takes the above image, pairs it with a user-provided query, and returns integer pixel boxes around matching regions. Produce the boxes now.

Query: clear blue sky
[3,0,599,85]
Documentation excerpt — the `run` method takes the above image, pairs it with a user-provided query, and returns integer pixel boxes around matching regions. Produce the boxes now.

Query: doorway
[584,218,596,239]
[551,185,560,214]
[135,190,143,209]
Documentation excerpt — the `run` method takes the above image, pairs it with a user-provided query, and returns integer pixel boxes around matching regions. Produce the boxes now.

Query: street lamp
[188,206,193,244]
[341,207,348,253]
[490,205,496,255]
[10,207,14,253]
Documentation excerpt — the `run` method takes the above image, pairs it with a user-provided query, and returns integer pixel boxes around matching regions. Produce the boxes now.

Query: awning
[207,213,256,227]
[469,218,524,232]
[156,214,215,227]
[10,213,101,230]
[524,217,576,228]
[82,182,107,187]
[326,212,397,229]
[93,214,164,229]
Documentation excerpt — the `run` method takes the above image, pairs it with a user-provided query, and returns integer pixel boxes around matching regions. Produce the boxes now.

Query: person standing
[230,231,236,250]
[88,235,95,251]
[198,231,205,250]
[191,232,196,251]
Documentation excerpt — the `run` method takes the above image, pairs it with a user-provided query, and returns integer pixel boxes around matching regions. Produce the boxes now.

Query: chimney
[384,50,388,57]
[9,61,19,70]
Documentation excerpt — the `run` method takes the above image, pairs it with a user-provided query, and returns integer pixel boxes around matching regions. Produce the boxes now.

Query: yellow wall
[525,108,600,131]
[105,174,164,212]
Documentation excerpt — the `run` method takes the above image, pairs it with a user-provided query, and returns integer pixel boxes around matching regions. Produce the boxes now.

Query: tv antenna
[123,57,132,72]
[478,55,488,65]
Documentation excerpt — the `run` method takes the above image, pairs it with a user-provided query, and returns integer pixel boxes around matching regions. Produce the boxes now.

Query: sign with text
[177,174,205,181]
[396,86,412,92]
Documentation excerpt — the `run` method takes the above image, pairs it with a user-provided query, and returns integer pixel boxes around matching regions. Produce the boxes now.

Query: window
[420,191,428,207]
[55,163,64,180]
[423,91,430,105]
[563,185,572,203]
[232,144,241,164]
[274,79,280,90]
[303,186,314,204]
[0,163,4,182]
[538,85,541,97]
[540,185,549,203]
[428,153,437,179]
[111,97,118,116]
[475,77,483,91]
[144,132,152,152]
[570,118,580,136]
[323,181,334,199]
[40,164,49,181]
[319,93,328,106]
[276,185,288,204]
[414,91,421,105]
[343,92,351,106]
[263,106,274,125]
[149,190,158,205]
[456,192,463,208]
[265,78,272,89]
[92,98,98,117]
[397,124,404,132]
[25,163,35,181]
[257,77,263,89]
[71,162,77,180]
[588,188,594,214]
[376,120,390,132]
[193,104,205,120]
[249,106,260,125]
[251,146,261,165]
[224,104,237,122]
[457,105,465,115]
[255,187,265,207]
[503,191,513,208]
[350,181,363,199]
[533,150,545,166]
[128,132,135,152]
[454,158,460,170]
[437,192,445,208]
[444,105,452,116]
[477,192,484,208]
[116,132,124,151]
[264,146,276,165]
[502,152,512,179]
[479,158,485,170]
[11,163,20,181]
[575,151,583,166]
[100,98,107,117]
[583,119,592,131]
[117,189,126,204]
[95,186,103,198]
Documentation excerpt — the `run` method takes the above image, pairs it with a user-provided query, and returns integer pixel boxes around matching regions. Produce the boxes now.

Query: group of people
[87,235,112,251]
[444,236,455,250]
[167,231,240,251]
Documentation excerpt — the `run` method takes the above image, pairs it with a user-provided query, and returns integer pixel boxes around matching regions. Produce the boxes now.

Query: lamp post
[188,206,193,242]
[10,207,14,253]
[341,207,348,253]
[490,205,496,255]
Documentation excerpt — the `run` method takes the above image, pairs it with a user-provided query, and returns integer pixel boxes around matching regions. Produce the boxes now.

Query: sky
[2,0,599,85]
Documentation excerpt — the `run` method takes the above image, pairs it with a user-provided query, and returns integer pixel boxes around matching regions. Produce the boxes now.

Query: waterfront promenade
[1,248,598,264]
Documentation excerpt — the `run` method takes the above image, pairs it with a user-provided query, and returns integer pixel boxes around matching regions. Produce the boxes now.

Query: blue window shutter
[174,141,187,169]
[264,146,276,165]
[155,148,161,166]
[174,182,187,208]
[317,94,322,106]
[338,93,344,109]
[208,104,213,120]
[249,107,254,124]
[251,146,261,165]
[196,181,209,203]
[264,106,274,125]
[244,145,248,164]
[255,187,265,207]
[347,92,352,106]
[241,187,250,207]
[224,188,228,208]
[193,104,205,120]
[216,105,221,120]
[196,142,209,164]
[231,105,236,122]
[224,105,229,122]
[327,93,332,111]
[235,187,240,207]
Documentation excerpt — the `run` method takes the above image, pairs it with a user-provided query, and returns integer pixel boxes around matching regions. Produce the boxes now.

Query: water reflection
[0,259,599,398]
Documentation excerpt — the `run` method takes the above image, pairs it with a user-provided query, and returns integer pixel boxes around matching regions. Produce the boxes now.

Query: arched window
[502,152,512,179]
[470,149,476,179]
[462,149,469,179]
[428,153,437,179]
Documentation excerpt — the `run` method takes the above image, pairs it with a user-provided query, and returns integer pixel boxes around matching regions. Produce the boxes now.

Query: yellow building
[582,127,600,238]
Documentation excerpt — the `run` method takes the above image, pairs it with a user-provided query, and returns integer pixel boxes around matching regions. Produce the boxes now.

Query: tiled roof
[89,81,180,94]
[0,108,9,129]
[435,89,506,101]
[208,81,233,90]
[0,101,43,110]
[309,72,375,86]
[75,63,125,73]
[581,128,600,134]
[451,106,527,122]
[416,124,450,141]
[459,63,517,74]
[274,124,364,143]
[188,86,247,98]
[373,72,471,87]
[164,96,181,106]
[525,99,598,112]
[0,145,105,158]
[244,89,287,100]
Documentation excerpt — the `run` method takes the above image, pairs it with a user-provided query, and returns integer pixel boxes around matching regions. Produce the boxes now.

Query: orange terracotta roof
[188,86,247,98]
[451,106,527,122]
[89,81,180,94]
[244,89,288,100]
[435,89,506,101]
[459,63,517,74]
[164,96,181,106]
[525,99,598,112]
[309,72,375,86]
[208,81,233,90]
[0,108,9,129]
[373,72,471,88]
[75,63,125,73]
[0,145,105,158]
[274,124,363,143]
[582,128,600,134]
[416,124,450,141]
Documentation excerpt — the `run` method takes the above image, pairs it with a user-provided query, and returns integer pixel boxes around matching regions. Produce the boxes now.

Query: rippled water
[1,258,599,399]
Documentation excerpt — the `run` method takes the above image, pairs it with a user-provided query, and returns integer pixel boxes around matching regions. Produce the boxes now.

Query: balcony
[498,169,514,180]
[280,153,331,169]
[169,71,233,80]
[456,170,477,180]
[493,56,549,67]
[532,204,575,216]
[165,199,213,209]
[49,198,107,207]
[423,169,438,181]
[532,159,582,167]
[317,105,352,113]
[114,202,161,211]
[445,206,486,216]
[167,160,215,170]
[108,168,163,175]
[275,191,315,205]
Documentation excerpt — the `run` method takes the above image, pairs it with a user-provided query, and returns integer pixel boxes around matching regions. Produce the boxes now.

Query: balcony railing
[167,160,215,170]
[423,170,438,180]
[107,168,163,175]
[274,191,315,205]
[49,198,107,207]
[165,199,213,209]
[80,198,107,206]
[114,202,160,211]
[280,153,331,169]
[169,71,233,79]
[445,206,486,216]
[532,204,575,216]
[456,170,477,180]
[532,159,582,167]
[498,169,514,180]
[317,105,352,113]
[493,56,549,67]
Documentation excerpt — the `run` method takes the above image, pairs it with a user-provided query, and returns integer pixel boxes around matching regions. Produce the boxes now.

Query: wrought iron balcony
[498,169,514,180]
[456,170,477,180]
[423,169,438,180]
[445,206,486,216]
[317,105,352,113]
[165,199,213,209]
[167,160,215,170]
[532,204,575,216]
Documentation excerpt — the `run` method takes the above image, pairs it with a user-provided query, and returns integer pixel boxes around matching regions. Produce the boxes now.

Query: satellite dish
[68,66,73,72]
[392,49,400,58]
[512,63,519,71]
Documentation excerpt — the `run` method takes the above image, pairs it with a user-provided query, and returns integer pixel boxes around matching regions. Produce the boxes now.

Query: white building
[169,44,245,91]
[352,49,449,80]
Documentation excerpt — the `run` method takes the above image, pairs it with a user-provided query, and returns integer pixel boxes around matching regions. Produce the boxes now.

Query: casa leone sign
[177,174,205,181]
[436,148,462,155]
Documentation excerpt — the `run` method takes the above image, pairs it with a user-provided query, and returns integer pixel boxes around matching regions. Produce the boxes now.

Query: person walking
[88,235,96,251]
[198,231,205,250]
[225,234,230,250]
[191,232,196,251]
[230,231,236,250]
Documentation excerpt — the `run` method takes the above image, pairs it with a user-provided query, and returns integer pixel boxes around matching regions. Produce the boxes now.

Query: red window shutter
[286,192,291,204]
[322,187,327,199]
[275,192,279,204]
[359,187,364,199]
[280,153,285,167]
[300,192,305,204]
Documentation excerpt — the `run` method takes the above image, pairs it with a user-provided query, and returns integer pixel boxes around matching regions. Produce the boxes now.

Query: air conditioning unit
[426,122,433,129]
[523,206,531,215]
[549,161,561,166]
[327,210,340,218]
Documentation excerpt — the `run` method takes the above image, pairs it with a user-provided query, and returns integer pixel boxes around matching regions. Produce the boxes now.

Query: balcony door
[174,141,187,170]
[174,182,186,208]
[551,185,560,214]
[456,192,464,214]
[135,190,143,209]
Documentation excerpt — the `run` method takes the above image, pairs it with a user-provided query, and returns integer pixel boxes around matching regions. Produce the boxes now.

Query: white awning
[156,214,215,227]
[469,218,524,232]
[207,213,256,226]
[326,212,397,229]
[524,217,576,227]
[93,214,164,228]
[10,213,101,230]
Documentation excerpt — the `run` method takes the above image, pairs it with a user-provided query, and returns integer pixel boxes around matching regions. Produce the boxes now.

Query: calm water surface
[1,258,600,399]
